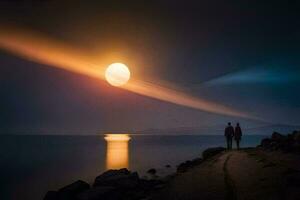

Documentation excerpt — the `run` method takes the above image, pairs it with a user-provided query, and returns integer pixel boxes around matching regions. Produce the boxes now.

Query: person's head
[237,123,240,126]
[228,122,231,126]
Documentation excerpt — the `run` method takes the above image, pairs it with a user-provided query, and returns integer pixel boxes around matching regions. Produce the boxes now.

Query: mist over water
[0,134,265,200]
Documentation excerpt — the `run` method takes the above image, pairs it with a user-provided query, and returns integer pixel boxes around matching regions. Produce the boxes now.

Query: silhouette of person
[234,123,242,150]
[224,122,234,150]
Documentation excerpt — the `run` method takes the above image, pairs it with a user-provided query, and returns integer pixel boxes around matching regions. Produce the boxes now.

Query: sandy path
[151,150,300,200]
[151,152,229,200]
[228,151,284,200]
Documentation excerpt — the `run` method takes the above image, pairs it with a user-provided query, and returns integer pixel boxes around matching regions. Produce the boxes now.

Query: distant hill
[135,124,300,135]
[135,127,223,135]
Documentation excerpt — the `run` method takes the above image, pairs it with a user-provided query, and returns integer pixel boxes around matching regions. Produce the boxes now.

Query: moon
[105,63,131,86]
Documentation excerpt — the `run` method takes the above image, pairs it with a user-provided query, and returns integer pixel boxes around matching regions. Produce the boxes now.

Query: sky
[0,0,300,134]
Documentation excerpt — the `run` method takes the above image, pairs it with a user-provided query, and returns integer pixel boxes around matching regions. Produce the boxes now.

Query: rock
[44,180,90,200]
[43,191,58,200]
[94,169,139,189]
[293,131,300,143]
[59,180,90,193]
[147,168,156,175]
[177,160,192,173]
[177,147,225,173]
[202,147,225,160]
[76,186,116,200]
[58,180,90,199]
[94,168,130,186]
[176,158,203,173]
[116,172,140,188]
[286,172,300,186]
[259,131,300,153]
[261,138,272,148]
[176,147,225,174]
[76,170,163,200]
[191,158,203,165]
[138,179,164,192]
[271,132,285,141]
[262,162,276,168]
[96,168,130,181]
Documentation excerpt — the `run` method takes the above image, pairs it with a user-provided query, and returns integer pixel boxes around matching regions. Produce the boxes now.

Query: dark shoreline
[44,131,300,200]
[44,147,227,200]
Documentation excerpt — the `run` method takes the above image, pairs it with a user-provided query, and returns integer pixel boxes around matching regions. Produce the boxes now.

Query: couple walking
[224,122,242,150]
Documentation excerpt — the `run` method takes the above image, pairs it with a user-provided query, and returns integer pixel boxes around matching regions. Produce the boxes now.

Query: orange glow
[104,134,130,170]
[0,26,106,80]
[0,26,256,119]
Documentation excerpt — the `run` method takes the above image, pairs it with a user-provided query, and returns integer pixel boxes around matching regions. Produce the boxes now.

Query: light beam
[0,26,256,119]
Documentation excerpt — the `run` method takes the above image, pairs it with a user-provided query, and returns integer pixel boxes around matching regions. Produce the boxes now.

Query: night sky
[1,1,300,134]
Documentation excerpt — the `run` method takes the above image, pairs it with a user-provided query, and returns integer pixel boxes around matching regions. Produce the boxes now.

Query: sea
[0,134,266,200]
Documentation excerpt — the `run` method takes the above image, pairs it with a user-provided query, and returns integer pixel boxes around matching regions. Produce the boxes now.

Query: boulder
[293,131,300,143]
[76,186,116,200]
[147,168,157,175]
[59,180,90,192]
[93,169,139,189]
[286,172,300,187]
[44,180,90,200]
[202,147,225,160]
[271,132,285,141]
[53,180,90,200]
[43,191,58,200]
[191,158,203,165]
[116,172,139,189]
[259,131,300,153]
[138,179,164,192]
[176,158,203,173]
[260,138,272,148]
[177,160,192,173]
[96,168,130,181]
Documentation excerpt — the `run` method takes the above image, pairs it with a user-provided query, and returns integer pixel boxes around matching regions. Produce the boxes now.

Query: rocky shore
[44,168,164,200]
[44,146,226,200]
[44,131,300,200]
[259,130,300,152]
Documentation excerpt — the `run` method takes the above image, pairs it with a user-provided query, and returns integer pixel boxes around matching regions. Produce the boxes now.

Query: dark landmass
[135,124,300,135]
[44,131,300,200]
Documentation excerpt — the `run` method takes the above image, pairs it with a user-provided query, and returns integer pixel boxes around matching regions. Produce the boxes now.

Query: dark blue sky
[0,1,300,134]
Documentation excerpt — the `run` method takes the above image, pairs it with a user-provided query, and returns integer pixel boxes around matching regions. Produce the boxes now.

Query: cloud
[203,67,300,86]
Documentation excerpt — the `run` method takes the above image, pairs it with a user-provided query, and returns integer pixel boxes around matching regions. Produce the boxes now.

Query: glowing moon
[105,63,131,86]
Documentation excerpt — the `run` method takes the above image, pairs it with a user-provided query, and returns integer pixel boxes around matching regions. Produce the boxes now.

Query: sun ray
[0,26,257,119]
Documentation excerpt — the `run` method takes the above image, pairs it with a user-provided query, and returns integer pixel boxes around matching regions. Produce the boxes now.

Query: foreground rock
[44,180,90,200]
[147,168,157,175]
[76,187,115,200]
[44,146,227,200]
[177,158,203,173]
[44,169,164,200]
[259,131,300,153]
[94,168,139,189]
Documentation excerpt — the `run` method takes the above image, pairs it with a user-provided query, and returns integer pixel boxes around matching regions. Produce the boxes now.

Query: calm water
[0,134,265,200]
